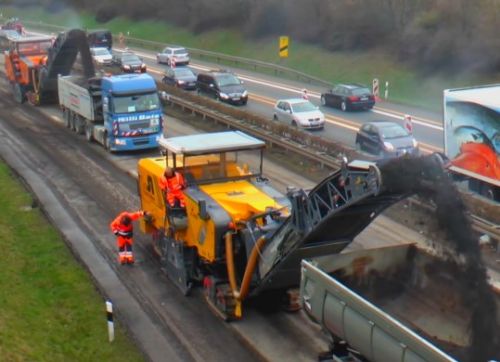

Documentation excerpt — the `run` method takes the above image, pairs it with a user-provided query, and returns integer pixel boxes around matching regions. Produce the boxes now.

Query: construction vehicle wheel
[13,83,25,104]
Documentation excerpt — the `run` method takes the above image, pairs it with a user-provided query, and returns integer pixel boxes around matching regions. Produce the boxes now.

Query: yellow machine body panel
[138,155,287,263]
[199,181,283,224]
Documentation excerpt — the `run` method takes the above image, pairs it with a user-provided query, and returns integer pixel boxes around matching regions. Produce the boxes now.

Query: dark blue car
[355,121,419,158]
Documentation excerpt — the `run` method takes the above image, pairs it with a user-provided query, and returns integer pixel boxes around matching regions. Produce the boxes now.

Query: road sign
[279,36,289,58]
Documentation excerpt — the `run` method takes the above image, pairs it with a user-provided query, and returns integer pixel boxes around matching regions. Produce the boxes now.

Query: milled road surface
[4,67,495,360]
[0,83,263,361]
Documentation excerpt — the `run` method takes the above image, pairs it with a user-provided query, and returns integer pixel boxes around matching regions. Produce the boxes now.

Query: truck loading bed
[302,244,500,361]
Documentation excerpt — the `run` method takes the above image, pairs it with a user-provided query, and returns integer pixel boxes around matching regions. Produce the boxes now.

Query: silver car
[156,46,190,66]
[273,98,325,130]
[90,47,113,65]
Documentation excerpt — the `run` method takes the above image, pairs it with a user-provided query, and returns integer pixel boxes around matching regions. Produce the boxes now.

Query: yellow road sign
[279,36,289,58]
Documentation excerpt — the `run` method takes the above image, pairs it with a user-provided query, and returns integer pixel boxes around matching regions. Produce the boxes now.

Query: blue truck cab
[102,73,162,151]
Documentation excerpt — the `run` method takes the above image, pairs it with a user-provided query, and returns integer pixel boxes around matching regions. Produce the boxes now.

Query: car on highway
[87,29,112,50]
[162,67,197,90]
[90,47,113,66]
[156,46,190,66]
[321,83,375,111]
[355,121,419,157]
[196,69,248,105]
[273,98,325,130]
[113,52,147,73]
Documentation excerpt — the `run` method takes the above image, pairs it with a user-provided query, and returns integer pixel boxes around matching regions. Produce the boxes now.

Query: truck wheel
[13,83,25,104]
[85,124,93,142]
[103,133,111,151]
[70,114,77,132]
[63,109,71,128]
[75,116,85,135]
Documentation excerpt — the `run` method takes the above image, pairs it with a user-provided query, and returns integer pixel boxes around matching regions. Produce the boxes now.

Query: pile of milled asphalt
[380,156,499,362]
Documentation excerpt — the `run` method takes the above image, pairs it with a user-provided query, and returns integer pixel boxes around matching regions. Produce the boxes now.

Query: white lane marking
[31,29,443,132]
[371,108,443,131]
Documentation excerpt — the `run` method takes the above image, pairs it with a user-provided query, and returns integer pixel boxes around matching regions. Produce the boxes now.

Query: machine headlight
[242,90,248,97]
[177,80,185,85]
[383,141,395,151]
[123,65,131,69]
[412,139,419,148]
[115,139,126,145]
[219,92,229,99]
[141,63,146,68]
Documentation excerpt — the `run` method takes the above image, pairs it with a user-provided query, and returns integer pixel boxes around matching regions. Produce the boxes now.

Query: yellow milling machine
[138,131,401,320]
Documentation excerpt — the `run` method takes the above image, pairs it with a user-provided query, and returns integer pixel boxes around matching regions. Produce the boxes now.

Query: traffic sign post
[279,36,289,58]
[372,78,380,101]
[404,114,413,134]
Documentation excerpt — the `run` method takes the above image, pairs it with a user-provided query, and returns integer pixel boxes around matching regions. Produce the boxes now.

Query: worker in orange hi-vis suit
[110,210,147,264]
[158,167,186,208]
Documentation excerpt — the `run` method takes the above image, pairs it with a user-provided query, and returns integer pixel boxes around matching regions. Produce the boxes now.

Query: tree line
[9,0,500,73]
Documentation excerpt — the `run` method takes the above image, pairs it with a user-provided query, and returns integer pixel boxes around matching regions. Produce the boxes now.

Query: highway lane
[127,46,444,154]
[29,28,444,154]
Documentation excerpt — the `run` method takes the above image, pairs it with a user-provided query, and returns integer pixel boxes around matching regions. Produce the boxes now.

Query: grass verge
[2,6,499,111]
[0,161,143,362]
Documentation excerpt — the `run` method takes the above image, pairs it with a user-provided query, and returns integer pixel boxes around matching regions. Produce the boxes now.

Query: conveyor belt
[38,29,95,104]
[253,161,409,295]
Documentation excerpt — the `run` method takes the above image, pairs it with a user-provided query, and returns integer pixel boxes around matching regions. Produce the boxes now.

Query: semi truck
[443,85,500,201]
[58,73,163,152]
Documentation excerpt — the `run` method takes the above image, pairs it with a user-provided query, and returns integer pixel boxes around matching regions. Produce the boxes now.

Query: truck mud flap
[161,237,194,296]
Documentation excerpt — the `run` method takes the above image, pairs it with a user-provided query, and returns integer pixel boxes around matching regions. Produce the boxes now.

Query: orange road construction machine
[4,29,94,105]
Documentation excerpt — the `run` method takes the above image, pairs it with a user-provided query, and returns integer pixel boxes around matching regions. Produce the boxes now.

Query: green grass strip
[0,161,144,362]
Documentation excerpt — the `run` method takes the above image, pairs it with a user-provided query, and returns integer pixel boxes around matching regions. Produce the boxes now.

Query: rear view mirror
[209,83,214,88]
[289,110,293,114]
[240,80,244,84]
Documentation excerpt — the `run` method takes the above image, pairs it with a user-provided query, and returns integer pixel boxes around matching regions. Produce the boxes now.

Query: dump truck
[58,73,163,151]
[4,29,94,105]
[300,248,470,362]
[443,85,500,201]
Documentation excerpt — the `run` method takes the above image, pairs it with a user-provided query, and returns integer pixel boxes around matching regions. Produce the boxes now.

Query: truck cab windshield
[112,92,160,114]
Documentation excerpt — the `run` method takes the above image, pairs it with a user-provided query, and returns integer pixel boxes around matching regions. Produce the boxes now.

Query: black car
[196,70,248,105]
[355,121,419,158]
[321,83,375,111]
[162,67,197,90]
[113,52,146,73]
[88,29,112,50]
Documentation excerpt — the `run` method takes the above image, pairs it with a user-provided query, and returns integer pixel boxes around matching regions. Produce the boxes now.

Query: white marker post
[106,300,115,342]
[372,78,380,100]
[384,81,389,100]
